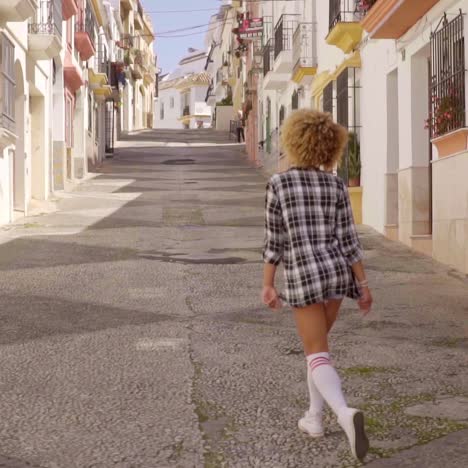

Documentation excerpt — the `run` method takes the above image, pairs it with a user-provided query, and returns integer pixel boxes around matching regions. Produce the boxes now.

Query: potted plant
[348,132,361,187]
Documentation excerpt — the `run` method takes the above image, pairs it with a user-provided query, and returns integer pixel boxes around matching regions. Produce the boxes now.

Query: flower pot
[431,127,468,158]
[348,177,360,187]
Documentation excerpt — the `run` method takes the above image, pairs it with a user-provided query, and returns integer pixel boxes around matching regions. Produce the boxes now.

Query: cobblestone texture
[0,129,467,467]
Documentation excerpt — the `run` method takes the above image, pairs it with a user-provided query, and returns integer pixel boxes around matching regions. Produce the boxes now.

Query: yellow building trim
[89,68,108,86]
[90,0,104,27]
[292,66,317,84]
[326,22,364,54]
[349,187,363,225]
[93,85,112,97]
[332,51,362,79]
[311,71,333,98]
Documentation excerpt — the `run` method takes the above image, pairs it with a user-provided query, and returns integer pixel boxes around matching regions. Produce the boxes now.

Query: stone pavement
[0,129,467,468]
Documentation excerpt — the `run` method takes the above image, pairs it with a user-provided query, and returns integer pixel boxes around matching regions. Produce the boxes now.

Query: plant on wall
[358,0,378,13]
[425,89,464,138]
[348,132,361,187]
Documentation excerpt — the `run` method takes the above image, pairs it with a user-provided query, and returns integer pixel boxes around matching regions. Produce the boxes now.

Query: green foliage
[348,131,361,180]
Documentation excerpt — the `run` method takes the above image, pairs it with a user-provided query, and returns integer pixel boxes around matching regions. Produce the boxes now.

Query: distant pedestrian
[261,109,372,461]
[236,111,245,143]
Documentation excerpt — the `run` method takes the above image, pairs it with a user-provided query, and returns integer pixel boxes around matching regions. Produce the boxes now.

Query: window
[291,90,299,110]
[323,82,333,115]
[160,101,164,120]
[429,12,465,138]
[170,97,174,108]
[0,33,15,132]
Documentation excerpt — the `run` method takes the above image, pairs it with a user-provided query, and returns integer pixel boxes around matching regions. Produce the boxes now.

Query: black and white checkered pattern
[263,168,363,307]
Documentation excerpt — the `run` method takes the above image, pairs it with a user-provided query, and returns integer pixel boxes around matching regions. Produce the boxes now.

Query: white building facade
[360,0,468,274]
[154,50,212,130]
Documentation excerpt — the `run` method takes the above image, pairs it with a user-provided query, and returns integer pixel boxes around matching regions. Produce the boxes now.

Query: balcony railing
[117,33,133,50]
[263,39,274,76]
[1,33,15,134]
[293,22,316,71]
[29,0,62,37]
[96,38,108,74]
[274,14,299,60]
[329,0,362,31]
[76,4,96,46]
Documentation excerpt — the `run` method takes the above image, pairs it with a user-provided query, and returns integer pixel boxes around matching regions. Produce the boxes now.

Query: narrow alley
[0,131,467,468]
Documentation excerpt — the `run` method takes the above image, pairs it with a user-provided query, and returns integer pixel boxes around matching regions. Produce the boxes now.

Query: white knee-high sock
[307,352,348,418]
[306,358,324,415]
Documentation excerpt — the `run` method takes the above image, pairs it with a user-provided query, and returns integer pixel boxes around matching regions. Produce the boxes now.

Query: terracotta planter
[431,128,468,158]
[348,177,361,187]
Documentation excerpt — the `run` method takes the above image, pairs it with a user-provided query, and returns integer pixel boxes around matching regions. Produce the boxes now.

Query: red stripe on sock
[310,361,330,372]
[309,357,330,371]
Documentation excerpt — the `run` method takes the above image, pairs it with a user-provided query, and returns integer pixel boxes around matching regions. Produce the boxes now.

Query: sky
[141,0,222,75]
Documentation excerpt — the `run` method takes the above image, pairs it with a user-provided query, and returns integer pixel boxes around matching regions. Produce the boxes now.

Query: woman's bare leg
[325,299,343,333]
[293,303,329,355]
[294,302,369,460]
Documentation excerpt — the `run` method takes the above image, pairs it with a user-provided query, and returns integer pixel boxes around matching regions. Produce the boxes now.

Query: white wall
[155,87,182,129]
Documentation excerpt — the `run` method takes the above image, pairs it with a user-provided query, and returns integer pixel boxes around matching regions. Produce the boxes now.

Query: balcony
[362,0,440,39]
[0,34,16,149]
[263,38,289,91]
[62,0,78,20]
[326,0,364,54]
[28,0,62,60]
[131,63,143,80]
[89,47,111,98]
[75,6,96,61]
[134,1,144,30]
[117,33,133,50]
[64,51,84,93]
[0,0,37,23]
[292,23,317,84]
[273,14,299,73]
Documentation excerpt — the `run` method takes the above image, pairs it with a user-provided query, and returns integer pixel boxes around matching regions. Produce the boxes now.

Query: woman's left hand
[262,286,282,310]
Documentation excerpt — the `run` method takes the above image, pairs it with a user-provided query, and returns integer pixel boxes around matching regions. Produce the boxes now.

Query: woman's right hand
[262,286,282,310]
[358,287,373,315]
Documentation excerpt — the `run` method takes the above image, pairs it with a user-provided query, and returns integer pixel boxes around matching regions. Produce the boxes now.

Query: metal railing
[429,12,466,138]
[263,16,273,46]
[329,0,362,31]
[29,0,62,37]
[76,3,96,45]
[1,33,15,133]
[274,14,299,60]
[263,38,274,76]
[118,33,133,50]
[96,36,108,74]
[293,22,316,71]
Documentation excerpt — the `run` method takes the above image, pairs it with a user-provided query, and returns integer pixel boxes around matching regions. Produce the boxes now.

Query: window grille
[429,12,465,138]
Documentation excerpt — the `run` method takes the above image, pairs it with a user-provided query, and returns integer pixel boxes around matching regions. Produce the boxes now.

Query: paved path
[0,129,467,468]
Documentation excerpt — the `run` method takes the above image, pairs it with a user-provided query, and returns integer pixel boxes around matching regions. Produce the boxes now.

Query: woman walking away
[261,109,372,461]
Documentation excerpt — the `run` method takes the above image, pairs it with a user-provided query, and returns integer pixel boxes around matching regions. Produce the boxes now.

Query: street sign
[239,18,263,40]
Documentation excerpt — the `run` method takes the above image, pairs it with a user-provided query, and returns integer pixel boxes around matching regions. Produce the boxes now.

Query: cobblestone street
[0,130,467,468]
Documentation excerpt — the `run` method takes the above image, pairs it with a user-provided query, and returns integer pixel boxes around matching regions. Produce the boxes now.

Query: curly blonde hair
[280,109,348,170]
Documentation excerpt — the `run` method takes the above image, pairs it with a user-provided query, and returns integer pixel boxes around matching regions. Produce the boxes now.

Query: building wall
[155,87,182,129]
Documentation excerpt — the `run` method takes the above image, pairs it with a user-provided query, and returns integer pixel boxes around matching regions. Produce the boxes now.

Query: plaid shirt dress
[263,168,363,307]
